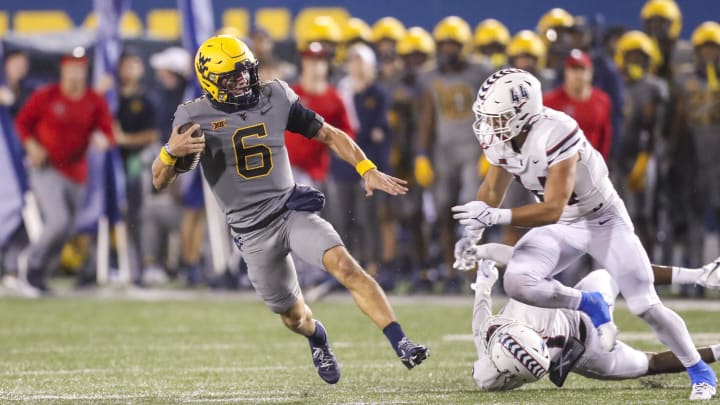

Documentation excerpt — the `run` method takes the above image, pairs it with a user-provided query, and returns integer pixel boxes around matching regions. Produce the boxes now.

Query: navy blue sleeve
[286,100,325,139]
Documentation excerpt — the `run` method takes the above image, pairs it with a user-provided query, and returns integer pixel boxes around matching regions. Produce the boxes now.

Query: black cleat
[397,337,429,369]
[309,322,340,384]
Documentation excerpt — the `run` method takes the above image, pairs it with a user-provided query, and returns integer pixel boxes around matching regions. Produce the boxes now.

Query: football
[174,121,203,173]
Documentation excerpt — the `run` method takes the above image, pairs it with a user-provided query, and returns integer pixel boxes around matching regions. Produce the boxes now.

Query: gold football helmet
[195,35,260,107]
[397,26,435,56]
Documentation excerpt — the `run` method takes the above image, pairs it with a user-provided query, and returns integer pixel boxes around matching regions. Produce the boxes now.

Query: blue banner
[75,0,129,230]
[0,43,29,247]
[178,0,215,208]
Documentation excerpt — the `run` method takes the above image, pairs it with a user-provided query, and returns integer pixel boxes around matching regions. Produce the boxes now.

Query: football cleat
[578,291,617,352]
[688,360,717,401]
[309,322,340,384]
[697,257,720,289]
[397,337,429,369]
[690,383,717,401]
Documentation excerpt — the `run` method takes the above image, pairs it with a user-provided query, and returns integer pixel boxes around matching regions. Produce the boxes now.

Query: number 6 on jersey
[232,123,273,179]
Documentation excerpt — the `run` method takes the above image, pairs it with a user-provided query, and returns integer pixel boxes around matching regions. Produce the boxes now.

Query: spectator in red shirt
[284,41,354,287]
[544,49,613,161]
[285,42,353,186]
[14,49,114,292]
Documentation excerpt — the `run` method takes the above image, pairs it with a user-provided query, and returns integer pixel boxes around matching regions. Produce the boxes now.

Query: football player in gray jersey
[416,16,492,291]
[151,35,429,384]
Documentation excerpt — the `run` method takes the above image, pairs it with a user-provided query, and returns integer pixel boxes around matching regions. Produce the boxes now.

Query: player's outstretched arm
[646,346,720,376]
[152,123,203,190]
[316,123,408,196]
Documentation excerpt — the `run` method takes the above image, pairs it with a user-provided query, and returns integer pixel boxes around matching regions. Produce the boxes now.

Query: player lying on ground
[466,246,720,394]
[151,35,428,385]
[451,68,716,399]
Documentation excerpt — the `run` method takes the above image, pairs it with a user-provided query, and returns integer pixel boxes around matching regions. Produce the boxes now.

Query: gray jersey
[424,62,491,148]
[619,75,668,174]
[172,80,306,229]
[675,71,720,207]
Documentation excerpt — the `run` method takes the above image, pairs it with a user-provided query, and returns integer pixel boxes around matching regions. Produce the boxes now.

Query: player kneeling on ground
[151,35,428,384]
[465,244,720,397]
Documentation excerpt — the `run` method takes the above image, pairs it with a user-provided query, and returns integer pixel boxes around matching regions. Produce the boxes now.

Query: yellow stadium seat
[13,10,74,34]
[255,8,291,40]
[82,11,143,37]
[0,12,7,37]
[147,9,180,40]
[293,7,350,43]
[222,8,250,39]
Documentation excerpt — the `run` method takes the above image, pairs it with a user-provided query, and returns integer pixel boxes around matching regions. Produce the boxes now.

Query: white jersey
[484,107,618,223]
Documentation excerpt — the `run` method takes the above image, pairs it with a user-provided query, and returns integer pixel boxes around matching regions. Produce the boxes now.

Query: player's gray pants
[140,200,183,269]
[432,142,481,210]
[232,210,343,313]
[24,167,85,271]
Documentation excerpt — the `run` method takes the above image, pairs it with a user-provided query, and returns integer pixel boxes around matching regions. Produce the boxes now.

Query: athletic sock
[383,321,406,354]
[688,360,716,385]
[308,320,328,347]
[672,266,703,285]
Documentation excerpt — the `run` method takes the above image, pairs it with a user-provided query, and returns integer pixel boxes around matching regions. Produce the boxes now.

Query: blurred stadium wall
[3,0,717,40]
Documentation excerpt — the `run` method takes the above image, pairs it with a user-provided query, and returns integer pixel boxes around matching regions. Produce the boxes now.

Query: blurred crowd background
[0,0,718,298]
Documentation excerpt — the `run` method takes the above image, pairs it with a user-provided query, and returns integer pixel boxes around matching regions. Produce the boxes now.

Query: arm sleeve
[94,95,115,144]
[286,99,325,139]
[546,116,583,166]
[14,88,44,144]
[472,277,517,391]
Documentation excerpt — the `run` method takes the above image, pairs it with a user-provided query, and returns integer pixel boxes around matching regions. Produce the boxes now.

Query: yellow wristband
[355,159,377,177]
[159,146,177,166]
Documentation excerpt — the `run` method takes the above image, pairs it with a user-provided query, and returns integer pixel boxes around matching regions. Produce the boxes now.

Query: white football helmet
[487,320,550,383]
[472,68,543,149]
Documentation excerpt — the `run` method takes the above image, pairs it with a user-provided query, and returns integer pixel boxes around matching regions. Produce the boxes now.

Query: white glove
[476,259,499,283]
[452,201,512,232]
[470,259,499,291]
[453,229,484,271]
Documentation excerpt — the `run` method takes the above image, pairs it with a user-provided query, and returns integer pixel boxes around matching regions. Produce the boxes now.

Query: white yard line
[0,361,469,378]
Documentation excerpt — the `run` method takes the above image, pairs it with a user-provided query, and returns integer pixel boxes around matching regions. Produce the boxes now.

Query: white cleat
[697,257,720,289]
[2,275,41,298]
[597,322,618,352]
[690,382,716,401]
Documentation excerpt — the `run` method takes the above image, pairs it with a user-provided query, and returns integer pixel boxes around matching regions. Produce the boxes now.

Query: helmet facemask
[208,60,260,108]
[472,101,519,150]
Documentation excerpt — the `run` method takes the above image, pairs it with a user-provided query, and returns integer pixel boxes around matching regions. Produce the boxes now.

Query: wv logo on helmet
[196,53,211,75]
[509,84,530,112]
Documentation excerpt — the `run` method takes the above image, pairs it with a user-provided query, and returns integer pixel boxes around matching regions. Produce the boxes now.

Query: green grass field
[0,293,718,404]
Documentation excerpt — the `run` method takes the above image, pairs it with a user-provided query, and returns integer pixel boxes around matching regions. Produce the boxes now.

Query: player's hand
[452,201,510,231]
[453,229,484,271]
[476,259,499,284]
[167,123,204,157]
[414,155,434,187]
[363,169,408,197]
[24,138,48,168]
